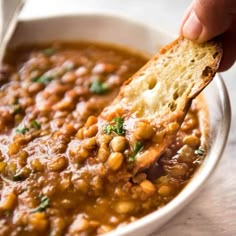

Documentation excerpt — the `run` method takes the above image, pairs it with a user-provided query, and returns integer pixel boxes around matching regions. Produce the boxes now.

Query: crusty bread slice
[72,37,222,176]
[98,36,222,173]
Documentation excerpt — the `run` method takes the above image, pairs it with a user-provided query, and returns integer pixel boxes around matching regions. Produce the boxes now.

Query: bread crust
[97,37,222,172]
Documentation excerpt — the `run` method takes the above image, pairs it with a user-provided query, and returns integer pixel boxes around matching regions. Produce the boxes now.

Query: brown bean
[167,122,180,135]
[115,201,135,214]
[158,185,172,197]
[62,71,77,83]
[0,161,6,173]
[97,134,112,146]
[110,136,127,152]
[134,122,155,140]
[47,156,68,172]
[83,125,98,138]
[107,152,124,171]
[73,179,89,194]
[97,145,110,163]
[84,116,97,128]
[183,135,200,148]
[140,180,156,195]
[28,212,48,231]
[0,192,16,210]
[82,137,97,150]
[30,158,44,172]
[177,145,195,163]
[169,163,188,177]
[8,142,21,156]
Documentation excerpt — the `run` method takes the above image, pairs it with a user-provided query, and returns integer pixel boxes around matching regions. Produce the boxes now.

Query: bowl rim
[15,13,232,235]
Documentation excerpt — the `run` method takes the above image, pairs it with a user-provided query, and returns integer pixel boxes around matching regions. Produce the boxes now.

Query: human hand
[180,0,236,71]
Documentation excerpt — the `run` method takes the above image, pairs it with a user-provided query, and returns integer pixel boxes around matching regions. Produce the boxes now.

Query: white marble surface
[19,1,236,235]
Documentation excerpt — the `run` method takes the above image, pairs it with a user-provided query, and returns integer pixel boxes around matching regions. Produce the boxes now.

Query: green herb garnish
[4,210,10,217]
[43,48,55,56]
[31,76,53,84]
[30,120,41,130]
[16,127,29,134]
[103,117,125,135]
[195,147,205,156]
[31,196,50,213]
[90,80,109,94]
[13,173,23,181]
[13,105,23,115]
[128,141,144,162]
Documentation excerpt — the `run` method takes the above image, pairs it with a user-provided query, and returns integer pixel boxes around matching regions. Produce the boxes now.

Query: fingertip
[182,10,203,41]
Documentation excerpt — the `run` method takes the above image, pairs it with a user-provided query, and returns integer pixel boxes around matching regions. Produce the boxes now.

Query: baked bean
[92,63,116,74]
[28,212,48,231]
[158,185,172,197]
[177,145,195,163]
[97,145,110,163]
[134,122,155,140]
[76,128,84,139]
[169,163,188,177]
[82,137,97,150]
[17,151,28,166]
[8,142,21,156]
[0,162,6,173]
[83,125,98,138]
[75,66,88,76]
[28,83,44,93]
[183,135,200,148]
[30,159,44,172]
[115,201,135,214]
[84,116,98,128]
[0,192,16,210]
[73,179,89,194]
[62,71,77,83]
[140,180,156,195]
[110,136,127,152]
[77,148,90,163]
[152,130,166,143]
[107,152,124,171]
[47,156,68,172]
[167,122,180,135]
[97,134,112,146]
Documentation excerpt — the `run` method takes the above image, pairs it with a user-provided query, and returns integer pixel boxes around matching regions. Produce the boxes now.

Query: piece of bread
[99,36,222,172]
[74,36,222,175]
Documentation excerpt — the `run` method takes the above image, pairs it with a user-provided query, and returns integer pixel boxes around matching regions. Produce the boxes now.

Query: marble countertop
[20,1,236,235]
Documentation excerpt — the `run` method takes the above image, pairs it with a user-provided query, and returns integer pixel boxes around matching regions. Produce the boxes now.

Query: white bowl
[9,14,231,236]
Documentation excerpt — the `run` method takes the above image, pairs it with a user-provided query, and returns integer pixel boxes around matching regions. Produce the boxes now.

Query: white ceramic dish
[9,14,231,236]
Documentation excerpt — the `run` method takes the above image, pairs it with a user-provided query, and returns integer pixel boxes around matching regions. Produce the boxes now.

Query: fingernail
[182,11,203,40]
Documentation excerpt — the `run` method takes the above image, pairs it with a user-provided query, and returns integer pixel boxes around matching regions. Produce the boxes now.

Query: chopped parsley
[30,120,41,130]
[16,127,29,134]
[4,210,10,217]
[128,141,144,162]
[31,75,53,84]
[90,80,109,94]
[43,48,55,56]
[13,105,23,115]
[13,173,23,181]
[30,196,50,213]
[103,117,125,135]
[195,147,205,156]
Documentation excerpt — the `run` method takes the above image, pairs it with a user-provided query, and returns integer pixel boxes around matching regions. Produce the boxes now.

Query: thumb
[180,0,236,42]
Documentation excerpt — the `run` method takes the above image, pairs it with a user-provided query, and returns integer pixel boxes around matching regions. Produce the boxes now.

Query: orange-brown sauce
[0,42,207,235]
